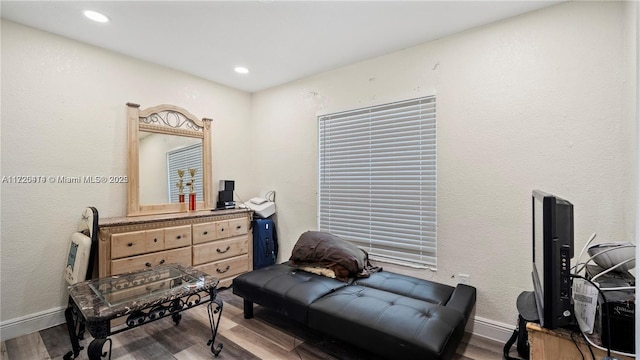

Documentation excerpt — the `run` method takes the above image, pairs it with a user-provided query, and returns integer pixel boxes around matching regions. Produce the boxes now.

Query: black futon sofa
[233,263,476,360]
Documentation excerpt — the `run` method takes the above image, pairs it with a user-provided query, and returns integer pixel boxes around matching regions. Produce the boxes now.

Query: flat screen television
[531,190,575,329]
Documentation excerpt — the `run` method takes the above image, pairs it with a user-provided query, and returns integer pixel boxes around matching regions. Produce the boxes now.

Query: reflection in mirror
[138,132,203,205]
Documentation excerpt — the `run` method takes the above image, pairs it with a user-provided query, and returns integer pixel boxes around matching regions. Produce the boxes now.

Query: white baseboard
[1,307,515,347]
[0,306,66,342]
[467,316,515,344]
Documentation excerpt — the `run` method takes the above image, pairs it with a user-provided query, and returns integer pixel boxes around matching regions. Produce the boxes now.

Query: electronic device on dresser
[217,180,236,209]
[531,190,575,329]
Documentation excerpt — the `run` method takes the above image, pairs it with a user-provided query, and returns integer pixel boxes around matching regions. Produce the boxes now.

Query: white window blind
[318,96,437,268]
[167,143,203,203]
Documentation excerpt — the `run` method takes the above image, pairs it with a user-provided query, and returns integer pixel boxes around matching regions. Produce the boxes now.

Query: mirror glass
[138,131,203,205]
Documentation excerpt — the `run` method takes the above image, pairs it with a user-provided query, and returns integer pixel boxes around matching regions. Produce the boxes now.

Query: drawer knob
[216,265,230,274]
[236,225,242,229]
[159,259,165,264]
[203,231,208,235]
[216,246,231,254]
[154,238,158,243]
[220,228,224,232]
[145,262,152,267]
[176,235,182,239]
[128,242,134,247]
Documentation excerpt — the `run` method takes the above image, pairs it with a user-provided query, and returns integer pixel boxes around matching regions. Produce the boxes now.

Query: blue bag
[252,218,278,269]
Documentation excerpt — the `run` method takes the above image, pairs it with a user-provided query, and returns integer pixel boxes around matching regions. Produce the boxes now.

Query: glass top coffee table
[63,264,223,360]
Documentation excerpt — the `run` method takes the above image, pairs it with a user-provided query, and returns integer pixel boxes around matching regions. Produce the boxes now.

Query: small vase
[178,194,185,203]
[189,193,196,211]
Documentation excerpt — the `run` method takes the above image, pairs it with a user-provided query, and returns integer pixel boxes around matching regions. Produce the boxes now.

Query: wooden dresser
[98,208,252,288]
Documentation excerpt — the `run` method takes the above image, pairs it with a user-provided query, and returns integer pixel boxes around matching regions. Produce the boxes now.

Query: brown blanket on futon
[289,231,381,282]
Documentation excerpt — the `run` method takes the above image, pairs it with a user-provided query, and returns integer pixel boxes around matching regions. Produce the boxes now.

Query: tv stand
[518,290,635,360]
[526,323,634,360]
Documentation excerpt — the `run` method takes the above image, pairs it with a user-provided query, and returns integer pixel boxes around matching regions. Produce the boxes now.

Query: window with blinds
[318,96,437,268]
[167,143,203,203]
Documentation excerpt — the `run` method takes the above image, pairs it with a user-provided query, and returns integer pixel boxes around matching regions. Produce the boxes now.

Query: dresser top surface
[99,208,250,227]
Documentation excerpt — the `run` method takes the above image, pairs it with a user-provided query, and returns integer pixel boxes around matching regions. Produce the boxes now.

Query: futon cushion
[308,285,466,360]
[232,263,347,323]
[355,271,476,322]
[354,271,455,305]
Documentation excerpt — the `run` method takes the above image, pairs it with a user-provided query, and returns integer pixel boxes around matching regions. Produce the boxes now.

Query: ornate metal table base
[63,265,223,360]
[207,297,224,356]
[64,288,223,360]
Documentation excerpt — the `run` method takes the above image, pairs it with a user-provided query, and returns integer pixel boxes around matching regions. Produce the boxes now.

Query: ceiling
[1,1,563,93]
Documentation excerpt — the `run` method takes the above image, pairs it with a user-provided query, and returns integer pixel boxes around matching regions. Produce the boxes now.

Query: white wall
[248,0,637,337]
[0,20,253,338]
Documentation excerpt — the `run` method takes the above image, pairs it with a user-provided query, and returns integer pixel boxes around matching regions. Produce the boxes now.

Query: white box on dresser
[99,208,253,288]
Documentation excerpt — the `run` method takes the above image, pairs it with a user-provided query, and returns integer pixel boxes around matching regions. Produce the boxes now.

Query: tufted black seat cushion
[232,263,348,323]
[354,271,454,305]
[354,271,477,322]
[308,285,466,360]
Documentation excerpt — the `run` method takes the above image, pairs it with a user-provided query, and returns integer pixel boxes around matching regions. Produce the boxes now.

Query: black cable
[570,330,586,360]
[265,190,276,202]
[502,328,522,360]
[233,190,246,206]
[570,274,612,359]
[585,336,596,360]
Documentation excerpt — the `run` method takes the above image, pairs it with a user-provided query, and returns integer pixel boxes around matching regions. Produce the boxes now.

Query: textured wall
[0,20,252,327]
[248,0,637,333]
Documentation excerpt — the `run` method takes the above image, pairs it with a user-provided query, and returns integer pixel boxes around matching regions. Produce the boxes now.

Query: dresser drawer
[164,225,191,249]
[192,236,249,265]
[192,222,217,244]
[194,256,248,279]
[215,221,230,239]
[229,218,248,236]
[111,229,164,259]
[111,247,191,275]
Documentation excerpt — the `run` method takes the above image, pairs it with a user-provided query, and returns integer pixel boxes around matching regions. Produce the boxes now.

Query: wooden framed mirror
[126,103,213,216]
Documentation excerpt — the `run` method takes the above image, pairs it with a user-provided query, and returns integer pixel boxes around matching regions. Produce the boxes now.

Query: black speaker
[599,295,635,354]
[220,180,235,191]
[218,190,233,202]
[586,266,635,354]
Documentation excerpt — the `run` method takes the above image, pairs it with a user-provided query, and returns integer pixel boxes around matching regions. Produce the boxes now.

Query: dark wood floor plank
[232,313,298,352]
[148,316,211,355]
[2,333,49,360]
[216,288,244,309]
[222,321,300,360]
[38,322,75,359]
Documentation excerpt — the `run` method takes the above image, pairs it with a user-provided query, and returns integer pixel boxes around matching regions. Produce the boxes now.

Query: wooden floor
[1,288,505,360]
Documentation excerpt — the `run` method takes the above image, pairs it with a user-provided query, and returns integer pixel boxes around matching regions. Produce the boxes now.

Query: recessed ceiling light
[83,10,110,23]
[234,67,249,74]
